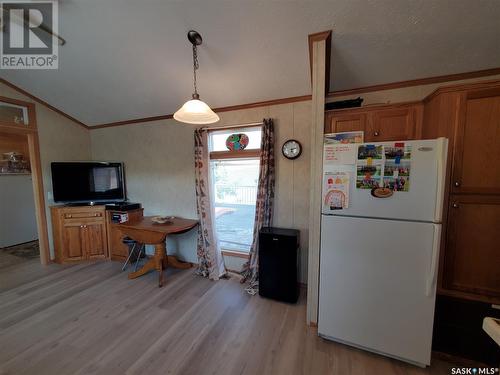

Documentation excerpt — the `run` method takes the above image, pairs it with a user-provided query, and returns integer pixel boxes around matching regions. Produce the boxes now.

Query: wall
[0,175,37,247]
[89,73,500,284]
[91,101,312,282]
[0,82,91,258]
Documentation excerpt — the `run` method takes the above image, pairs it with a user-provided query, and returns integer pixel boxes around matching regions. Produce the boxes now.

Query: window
[209,127,261,252]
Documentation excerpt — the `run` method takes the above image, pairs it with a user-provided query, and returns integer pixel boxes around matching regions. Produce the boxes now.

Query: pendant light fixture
[173,30,220,124]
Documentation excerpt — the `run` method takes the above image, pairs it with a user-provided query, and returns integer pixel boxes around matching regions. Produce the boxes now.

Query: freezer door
[322,138,447,222]
[318,215,441,366]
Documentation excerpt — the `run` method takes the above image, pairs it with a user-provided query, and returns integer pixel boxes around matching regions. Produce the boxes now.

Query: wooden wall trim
[3,68,499,132]
[308,30,332,94]
[0,78,89,130]
[90,94,312,130]
[424,78,500,103]
[328,67,500,99]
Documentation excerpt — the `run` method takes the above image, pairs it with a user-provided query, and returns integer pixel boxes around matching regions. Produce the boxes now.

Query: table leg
[128,242,166,288]
[167,255,193,269]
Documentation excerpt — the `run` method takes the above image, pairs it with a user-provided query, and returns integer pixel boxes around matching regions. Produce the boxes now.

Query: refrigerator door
[322,138,447,223]
[318,215,441,366]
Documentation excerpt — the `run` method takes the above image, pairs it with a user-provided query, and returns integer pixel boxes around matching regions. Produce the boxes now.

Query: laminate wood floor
[0,261,457,375]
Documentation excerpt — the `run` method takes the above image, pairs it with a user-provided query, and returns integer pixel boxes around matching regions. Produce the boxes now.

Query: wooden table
[118,216,198,287]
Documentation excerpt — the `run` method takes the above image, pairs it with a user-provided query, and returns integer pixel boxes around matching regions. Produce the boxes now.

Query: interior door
[368,107,415,142]
[84,223,107,260]
[62,223,85,261]
[452,89,500,194]
[443,195,500,299]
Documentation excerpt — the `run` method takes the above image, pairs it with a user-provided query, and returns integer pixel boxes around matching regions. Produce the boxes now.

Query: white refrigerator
[318,137,448,367]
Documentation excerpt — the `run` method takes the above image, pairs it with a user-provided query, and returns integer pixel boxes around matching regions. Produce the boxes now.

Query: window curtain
[241,118,275,285]
[194,129,226,280]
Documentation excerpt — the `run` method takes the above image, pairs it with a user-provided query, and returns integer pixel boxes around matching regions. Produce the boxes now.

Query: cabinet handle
[452,203,459,208]
[373,131,380,136]
[454,181,460,187]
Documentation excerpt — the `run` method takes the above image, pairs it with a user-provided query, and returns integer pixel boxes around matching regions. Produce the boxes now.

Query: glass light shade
[173,99,220,124]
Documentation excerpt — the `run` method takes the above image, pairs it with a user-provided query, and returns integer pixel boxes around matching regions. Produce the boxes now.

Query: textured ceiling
[1,0,499,126]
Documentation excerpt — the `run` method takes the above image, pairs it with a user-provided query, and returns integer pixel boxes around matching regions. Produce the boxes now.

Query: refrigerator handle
[426,224,442,297]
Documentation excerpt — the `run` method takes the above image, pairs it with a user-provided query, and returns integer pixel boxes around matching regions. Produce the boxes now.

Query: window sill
[221,249,250,259]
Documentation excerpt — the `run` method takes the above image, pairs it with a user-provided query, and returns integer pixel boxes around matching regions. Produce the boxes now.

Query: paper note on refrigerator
[323,172,350,209]
[324,144,356,165]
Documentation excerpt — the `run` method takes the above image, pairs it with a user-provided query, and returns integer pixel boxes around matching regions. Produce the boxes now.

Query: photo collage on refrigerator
[356,142,412,192]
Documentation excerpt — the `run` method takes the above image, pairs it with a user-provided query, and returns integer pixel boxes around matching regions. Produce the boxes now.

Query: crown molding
[2,66,500,131]
[327,67,500,98]
[90,94,312,130]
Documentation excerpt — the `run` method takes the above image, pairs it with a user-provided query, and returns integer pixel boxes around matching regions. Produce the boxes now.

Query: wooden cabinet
[422,80,500,304]
[368,107,417,141]
[106,208,143,261]
[451,88,500,195]
[328,113,367,134]
[325,103,422,142]
[51,205,108,263]
[443,195,500,299]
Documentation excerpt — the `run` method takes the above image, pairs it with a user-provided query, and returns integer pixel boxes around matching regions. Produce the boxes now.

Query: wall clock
[282,139,302,160]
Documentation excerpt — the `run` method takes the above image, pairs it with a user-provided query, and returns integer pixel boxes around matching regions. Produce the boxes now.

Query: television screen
[51,162,126,203]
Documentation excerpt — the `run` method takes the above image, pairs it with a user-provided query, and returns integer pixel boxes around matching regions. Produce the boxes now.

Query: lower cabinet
[52,205,108,263]
[442,195,500,300]
[106,208,143,261]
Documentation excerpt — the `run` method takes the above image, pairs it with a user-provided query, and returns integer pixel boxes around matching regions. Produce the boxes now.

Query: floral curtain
[194,128,226,280]
[241,118,275,285]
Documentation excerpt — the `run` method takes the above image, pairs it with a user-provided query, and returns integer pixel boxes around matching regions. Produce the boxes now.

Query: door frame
[0,96,50,265]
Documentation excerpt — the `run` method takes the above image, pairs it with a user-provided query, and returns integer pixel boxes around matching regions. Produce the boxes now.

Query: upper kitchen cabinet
[452,88,500,195]
[325,103,423,142]
[325,112,367,134]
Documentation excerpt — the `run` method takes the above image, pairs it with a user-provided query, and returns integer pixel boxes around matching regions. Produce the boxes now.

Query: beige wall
[91,101,312,282]
[2,73,498,269]
[89,73,500,283]
[0,82,91,257]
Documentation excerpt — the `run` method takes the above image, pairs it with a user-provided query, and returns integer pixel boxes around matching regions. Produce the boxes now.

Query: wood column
[307,31,331,325]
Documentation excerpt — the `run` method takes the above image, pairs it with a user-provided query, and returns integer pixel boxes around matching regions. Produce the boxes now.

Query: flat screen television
[51,161,126,204]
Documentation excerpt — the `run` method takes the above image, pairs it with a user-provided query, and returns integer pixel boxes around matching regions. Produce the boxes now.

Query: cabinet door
[62,224,85,261]
[325,113,367,134]
[443,196,500,299]
[83,223,107,260]
[368,107,416,142]
[451,90,500,194]
[109,226,129,259]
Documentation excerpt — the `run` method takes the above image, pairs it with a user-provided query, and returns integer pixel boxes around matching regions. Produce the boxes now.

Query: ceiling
[1,0,499,126]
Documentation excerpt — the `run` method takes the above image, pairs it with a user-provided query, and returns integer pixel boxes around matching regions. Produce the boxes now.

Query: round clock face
[282,139,302,160]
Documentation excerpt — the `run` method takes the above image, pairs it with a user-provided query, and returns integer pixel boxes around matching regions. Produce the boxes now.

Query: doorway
[0,96,50,265]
